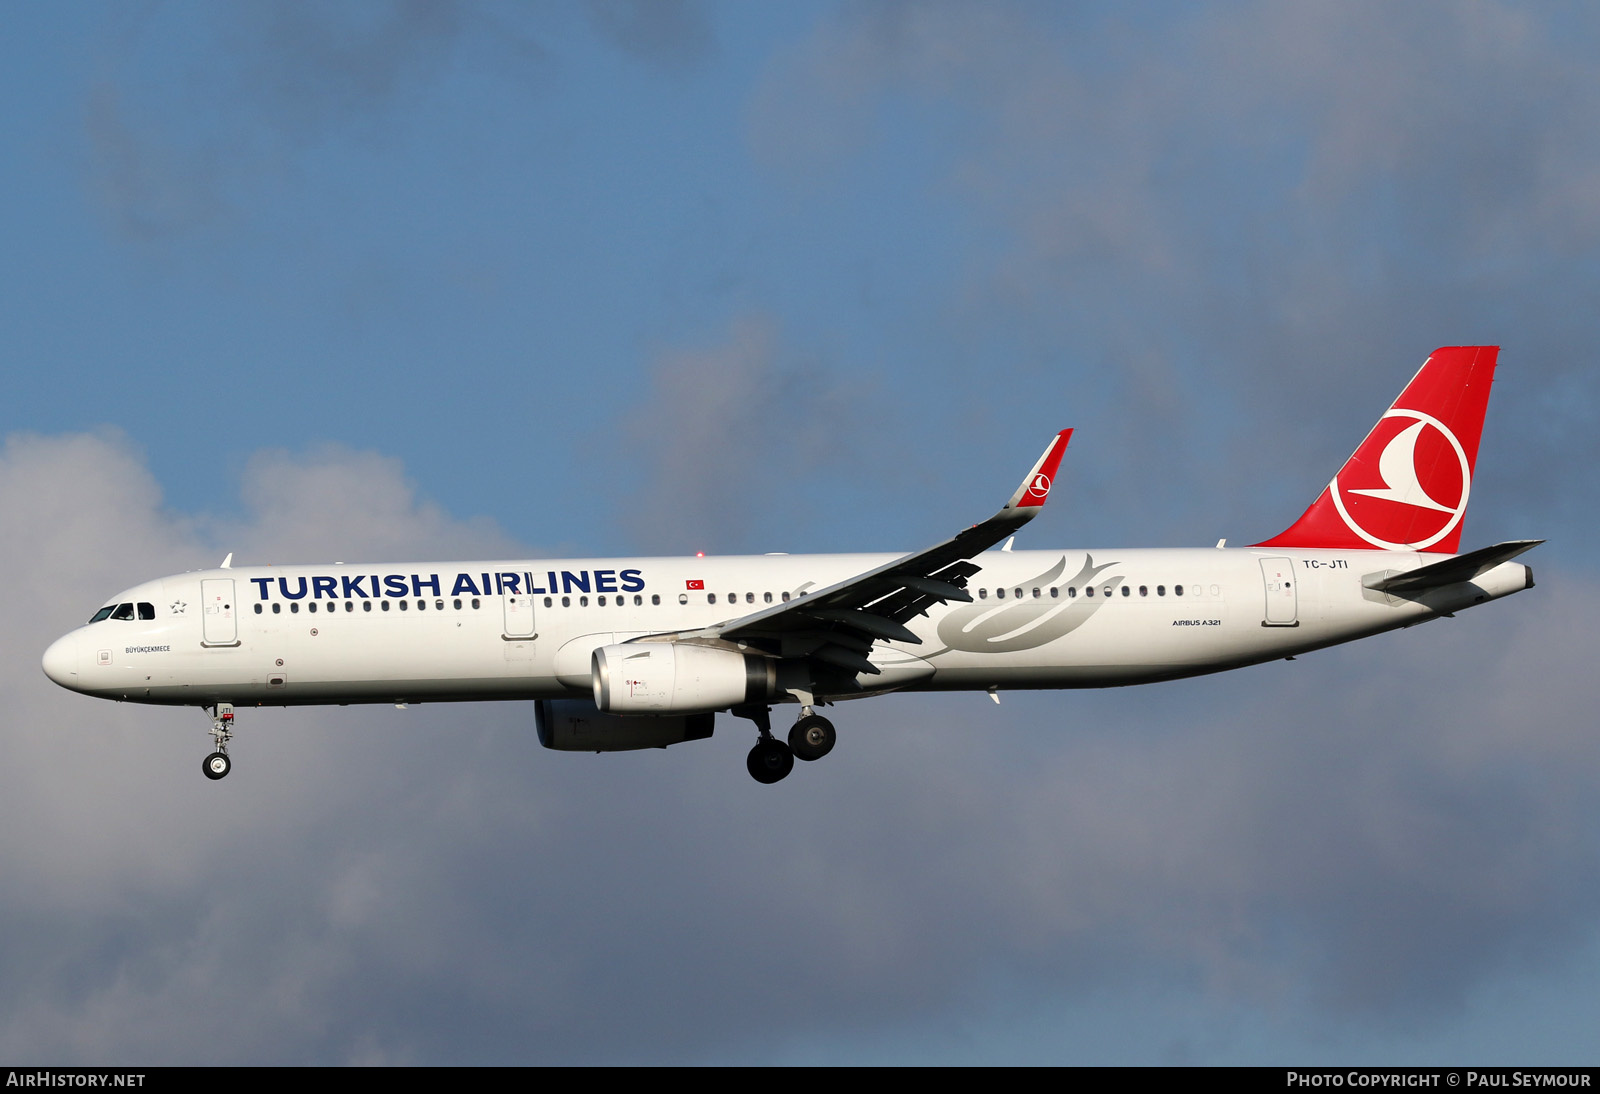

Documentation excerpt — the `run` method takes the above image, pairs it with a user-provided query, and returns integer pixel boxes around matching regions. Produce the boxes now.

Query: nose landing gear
[203,703,234,781]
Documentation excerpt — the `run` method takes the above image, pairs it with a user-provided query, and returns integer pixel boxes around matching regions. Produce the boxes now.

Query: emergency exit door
[503,591,537,640]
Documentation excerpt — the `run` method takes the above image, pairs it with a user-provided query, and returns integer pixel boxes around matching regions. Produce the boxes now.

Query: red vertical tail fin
[1254,346,1498,554]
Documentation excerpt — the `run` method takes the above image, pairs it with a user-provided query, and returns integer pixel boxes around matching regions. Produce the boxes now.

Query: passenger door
[201,578,240,645]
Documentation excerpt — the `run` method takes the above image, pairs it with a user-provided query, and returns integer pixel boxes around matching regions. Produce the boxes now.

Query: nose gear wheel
[203,703,235,780]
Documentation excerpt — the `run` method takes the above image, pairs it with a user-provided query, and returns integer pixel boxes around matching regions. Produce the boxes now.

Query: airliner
[42,347,1539,784]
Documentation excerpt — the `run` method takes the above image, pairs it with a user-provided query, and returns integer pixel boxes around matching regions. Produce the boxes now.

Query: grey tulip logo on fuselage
[931,554,1121,656]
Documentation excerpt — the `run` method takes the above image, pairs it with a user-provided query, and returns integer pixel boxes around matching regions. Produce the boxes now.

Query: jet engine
[592,641,777,714]
[534,698,714,752]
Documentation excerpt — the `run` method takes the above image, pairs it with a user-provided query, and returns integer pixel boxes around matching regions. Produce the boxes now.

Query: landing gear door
[1259,557,1299,627]
[504,591,537,640]
[201,578,240,646]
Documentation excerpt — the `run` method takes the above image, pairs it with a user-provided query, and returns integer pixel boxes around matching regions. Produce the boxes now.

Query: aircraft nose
[42,633,80,690]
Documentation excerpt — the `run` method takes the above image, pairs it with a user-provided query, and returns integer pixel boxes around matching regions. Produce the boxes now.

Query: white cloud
[613,316,863,554]
[743,2,1600,546]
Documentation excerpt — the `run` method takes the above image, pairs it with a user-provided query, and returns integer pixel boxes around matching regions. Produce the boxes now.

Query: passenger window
[111,603,135,621]
[346,602,354,612]
[561,596,570,607]
[1049,587,1058,598]
[1157,585,1166,596]
[453,598,462,610]
[633,595,642,606]
[1015,589,1023,599]
[363,602,372,612]
[597,596,606,606]
[651,595,660,605]
[764,592,772,604]
[1032,588,1041,598]
[678,593,687,605]
[309,602,318,614]
[1121,586,1131,597]
[708,594,717,604]
[472,598,481,609]
[1068,587,1076,598]
[996,588,1005,599]
[273,603,282,614]
[1175,585,1184,597]
[1139,586,1148,597]
[979,588,988,600]
[254,604,262,614]
[579,596,588,607]
[782,592,791,602]
[436,599,444,610]
[398,601,408,611]
[1085,587,1094,598]
[746,592,755,604]
[543,597,552,608]
[381,601,391,611]
[1104,586,1113,598]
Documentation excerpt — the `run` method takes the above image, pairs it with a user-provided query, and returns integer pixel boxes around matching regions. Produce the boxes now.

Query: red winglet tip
[1013,428,1071,509]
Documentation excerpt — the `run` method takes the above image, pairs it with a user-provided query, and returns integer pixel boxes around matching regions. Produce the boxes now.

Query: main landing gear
[736,704,837,784]
[203,703,234,781]
[789,713,837,762]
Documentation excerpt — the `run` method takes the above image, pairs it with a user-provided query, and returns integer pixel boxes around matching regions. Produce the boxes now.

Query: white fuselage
[43,546,1531,709]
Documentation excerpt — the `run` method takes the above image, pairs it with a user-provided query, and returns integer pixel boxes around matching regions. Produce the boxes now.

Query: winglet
[1003,429,1072,512]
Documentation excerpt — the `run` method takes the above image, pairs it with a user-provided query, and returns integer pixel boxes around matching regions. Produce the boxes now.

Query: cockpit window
[138,602,155,620]
[109,603,135,621]
[89,606,115,623]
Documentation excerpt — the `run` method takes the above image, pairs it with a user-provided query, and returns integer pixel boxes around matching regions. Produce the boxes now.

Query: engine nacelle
[592,641,778,714]
[535,699,714,752]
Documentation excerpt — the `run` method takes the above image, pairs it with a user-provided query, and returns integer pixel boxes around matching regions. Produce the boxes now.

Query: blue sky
[2,1,1597,1064]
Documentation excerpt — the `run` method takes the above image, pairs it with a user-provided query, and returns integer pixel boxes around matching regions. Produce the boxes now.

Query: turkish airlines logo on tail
[1027,473,1052,499]
[1330,409,1471,550]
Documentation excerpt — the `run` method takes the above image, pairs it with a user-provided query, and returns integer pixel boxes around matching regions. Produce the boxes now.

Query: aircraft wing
[665,429,1072,676]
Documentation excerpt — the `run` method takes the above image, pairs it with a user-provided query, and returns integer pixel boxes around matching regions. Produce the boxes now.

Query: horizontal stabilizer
[1363,539,1543,595]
